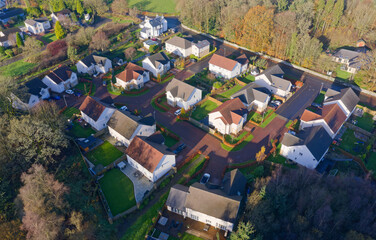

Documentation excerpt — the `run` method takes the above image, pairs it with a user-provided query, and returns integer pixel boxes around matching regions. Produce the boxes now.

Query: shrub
[252,165,264,178]
[5,49,13,57]
[47,40,67,56]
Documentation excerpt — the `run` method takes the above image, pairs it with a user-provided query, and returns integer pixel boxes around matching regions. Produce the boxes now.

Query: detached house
[79,96,116,131]
[231,82,270,112]
[165,78,202,110]
[208,98,247,135]
[0,27,23,47]
[166,183,242,232]
[254,64,292,98]
[108,110,156,147]
[280,126,332,169]
[165,36,211,58]
[192,40,210,58]
[115,63,150,90]
[125,136,176,182]
[139,15,168,39]
[332,49,363,74]
[323,88,359,117]
[142,52,170,77]
[0,8,24,24]
[50,9,71,23]
[11,78,50,110]
[76,54,112,76]
[209,54,241,79]
[235,54,249,73]
[42,66,78,93]
[24,17,51,34]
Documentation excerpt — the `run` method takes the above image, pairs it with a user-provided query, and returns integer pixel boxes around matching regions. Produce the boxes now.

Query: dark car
[51,95,61,100]
[74,91,82,97]
[173,143,186,154]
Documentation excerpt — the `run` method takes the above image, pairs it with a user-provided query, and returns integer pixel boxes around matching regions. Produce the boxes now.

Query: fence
[188,117,215,134]
[184,156,210,185]
[344,122,373,137]
[176,150,202,169]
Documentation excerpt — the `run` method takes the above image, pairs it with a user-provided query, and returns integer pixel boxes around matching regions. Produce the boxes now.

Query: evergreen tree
[76,0,84,15]
[57,0,65,11]
[331,0,344,28]
[16,33,23,48]
[54,21,66,40]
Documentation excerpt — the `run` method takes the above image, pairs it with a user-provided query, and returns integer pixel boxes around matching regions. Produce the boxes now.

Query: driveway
[121,164,154,203]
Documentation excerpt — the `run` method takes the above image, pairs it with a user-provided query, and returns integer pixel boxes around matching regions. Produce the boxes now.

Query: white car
[174,109,181,116]
[65,89,74,95]
[119,106,128,111]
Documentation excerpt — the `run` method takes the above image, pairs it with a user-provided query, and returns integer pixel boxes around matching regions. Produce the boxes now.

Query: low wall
[344,122,373,137]
[188,117,215,134]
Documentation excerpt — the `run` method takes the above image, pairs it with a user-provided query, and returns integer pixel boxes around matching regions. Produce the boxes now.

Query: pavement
[121,164,154,203]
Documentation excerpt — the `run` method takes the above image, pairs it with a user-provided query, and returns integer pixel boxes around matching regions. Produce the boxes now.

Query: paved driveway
[121,165,154,203]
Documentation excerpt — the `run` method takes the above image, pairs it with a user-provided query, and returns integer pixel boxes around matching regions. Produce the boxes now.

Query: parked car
[65,89,74,95]
[74,91,82,97]
[50,95,61,100]
[173,143,186,154]
[271,100,281,106]
[269,102,278,109]
[288,130,296,136]
[174,109,181,116]
[120,106,128,111]
[200,173,210,184]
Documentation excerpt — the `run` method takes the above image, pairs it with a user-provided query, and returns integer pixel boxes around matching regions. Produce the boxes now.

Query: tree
[254,59,267,69]
[356,50,376,91]
[89,29,110,51]
[73,27,95,47]
[16,32,23,48]
[129,6,138,18]
[0,219,26,240]
[213,81,222,89]
[76,0,84,15]
[21,37,43,61]
[54,21,66,40]
[84,0,109,15]
[67,45,79,62]
[19,164,68,240]
[124,47,136,60]
[255,146,266,163]
[46,39,67,56]
[230,221,256,240]
[149,44,158,53]
[111,0,128,15]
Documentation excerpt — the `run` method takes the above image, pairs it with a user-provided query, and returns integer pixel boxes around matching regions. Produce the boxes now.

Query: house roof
[145,131,165,144]
[235,54,249,66]
[193,40,210,49]
[209,54,238,72]
[0,8,24,20]
[116,63,147,83]
[46,66,73,84]
[53,9,71,15]
[269,75,291,91]
[324,87,359,113]
[80,54,109,68]
[144,15,165,27]
[125,136,173,173]
[16,78,48,102]
[261,64,285,77]
[210,98,247,125]
[166,78,197,101]
[166,36,192,49]
[333,49,361,61]
[282,125,332,161]
[79,96,106,121]
[231,82,270,104]
[166,184,189,211]
[145,52,170,69]
[0,27,21,42]
[185,183,242,223]
[25,17,48,26]
[222,169,247,196]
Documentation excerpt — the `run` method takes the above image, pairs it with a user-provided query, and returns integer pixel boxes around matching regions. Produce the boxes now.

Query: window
[299,152,303,156]
[206,220,211,224]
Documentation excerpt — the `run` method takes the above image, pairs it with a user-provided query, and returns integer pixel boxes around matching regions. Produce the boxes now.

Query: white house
[142,52,170,77]
[125,136,176,182]
[0,27,23,47]
[208,98,247,135]
[209,54,241,79]
[42,66,78,93]
[235,54,249,73]
[79,96,116,131]
[323,88,359,117]
[191,40,210,58]
[166,183,242,232]
[165,36,211,58]
[115,63,150,90]
[24,17,50,34]
[165,78,202,110]
[254,64,292,98]
[231,82,270,112]
[107,110,156,147]
[280,126,332,169]
[139,15,168,39]
[50,9,71,23]
[11,78,50,110]
[76,54,112,76]
[332,49,364,74]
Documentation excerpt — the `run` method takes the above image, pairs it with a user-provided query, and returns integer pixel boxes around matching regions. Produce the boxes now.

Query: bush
[5,49,13,57]
[252,165,264,178]
[47,40,67,56]
[213,81,222,89]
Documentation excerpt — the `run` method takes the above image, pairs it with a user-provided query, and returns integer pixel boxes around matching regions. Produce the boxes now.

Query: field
[356,112,374,132]
[127,0,177,13]
[99,168,136,215]
[0,60,36,77]
[216,84,243,100]
[191,100,219,121]
[41,32,57,44]
[86,141,123,166]
[68,122,95,138]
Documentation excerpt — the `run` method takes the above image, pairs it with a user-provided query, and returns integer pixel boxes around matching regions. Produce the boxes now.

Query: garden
[86,141,123,167]
[365,152,376,178]
[338,129,366,156]
[355,112,375,132]
[313,90,326,105]
[185,70,215,96]
[157,124,180,148]
[238,74,255,84]
[335,65,352,81]
[248,109,276,128]
[62,107,80,119]
[221,134,254,152]
[224,131,248,145]
[67,121,95,138]
[99,168,136,216]
[191,100,219,121]
[151,94,171,112]
[41,32,57,44]
[214,83,243,101]
[127,0,177,13]
[75,81,96,96]
[0,60,37,77]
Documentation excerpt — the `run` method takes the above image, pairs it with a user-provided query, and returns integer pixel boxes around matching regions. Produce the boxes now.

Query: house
[79,96,116,131]
[165,78,202,110]
[0,27,23,47]
[76,54,112,76]
[323,88,359,117]
[24,17,51,34]
[42,66,78,93]
[332,49,363,74]
[125,136,175,182]
[0,8,24,24]
[115,63,150,90]
[208,98,247,135]
[191,40,210,58]
[139,15,168,39]
[231,82,270,112]
[235,54,249,73]
[11,78,50,110]
[107,110,156,147]
[142,52,170,77]
[222,169,247,196]
[254,64,292,98]
[143,39,159,50]
[280,126,332,169]
[166,183,242,232]
[165,36,193,58]
[50,9,71,23]
[209,54,242,79]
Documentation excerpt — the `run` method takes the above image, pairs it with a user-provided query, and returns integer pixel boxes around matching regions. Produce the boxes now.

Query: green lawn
[356,112,374,132]
[366,152,376,178]
[41,32,57,44]
[225,131,248,144]
[186,156,206,177]
[260,113,277,128]
[157,125,179,147]
[99,168,136,215]
[68,122,95,138]
[177,154,201,174]
[221,134,254,152]
[127,0,177,13]
[339,129,364,156]
[62,107,80,118]
[239,74,255,84]
[313,90,326,104]
[86,141,123,167]
[108,15,135,24]
[75,82,96,96]
[247,109,274,126]
[0,60,37,77]
[216,84,243,100]
[191,100,219,121]
[335,66,352,81]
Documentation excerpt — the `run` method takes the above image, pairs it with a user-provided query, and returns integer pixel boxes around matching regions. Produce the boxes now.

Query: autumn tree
[67,45,79,62]
[124,47,136,60]
[71,27,95,47]
[89,29,110,52]
[21,37,43,61]
[54,21,66,39]
[76,0,84,15]
[255,146,266,163]
[111,0,128,15]
[84,0,108,16]
[230,221,257,240]
[0,219,26,240]
[356,50,376,91]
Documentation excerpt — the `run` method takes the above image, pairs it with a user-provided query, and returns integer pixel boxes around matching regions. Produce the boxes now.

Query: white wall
[152,154,176,182]
[255,75,291,98]
[209,62,241,79]
[167,88,202,110]
[81,107,115,131]
[142,58,170,77]
[165,42,192,58]
[116,72,150,90]
[76,61,93,74]
[42,76,65,93]
[108,126,131,147]
[192,44,210,58]
[184,208,236,232]
[127,155,154,181]
[280,144,324,169]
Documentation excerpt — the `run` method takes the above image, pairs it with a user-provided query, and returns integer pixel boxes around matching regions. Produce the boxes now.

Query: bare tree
[111,0,128,15]
[124,47,136,60]
[89,30,110,52]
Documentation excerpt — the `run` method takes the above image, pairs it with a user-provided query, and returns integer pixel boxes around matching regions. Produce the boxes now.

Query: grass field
[221,134,254,152]
[313,90,326,104]
[62,107,80,118]
[335,66,352,81]
[239,74,255,84]
[356,112,374,132]
[191,100,219,121]
[366,152,376,178]
[99,168,136,215]
[0,60,36,77]
[86,141,123,166]
[68,122,95,138]
[339,129,364,156]
[216,84,243,100]
[127,0,177,13]
[41,32,57,44]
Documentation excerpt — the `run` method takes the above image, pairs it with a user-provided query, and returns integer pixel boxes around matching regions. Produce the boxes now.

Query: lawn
[239,74,255,84]
[366,152,376,178]
[62,107,80,118]
[41,32,57,44]
[0,60,36,77]
[157,125,179,147]
[177,154,201,174]
[127,0,177,13]
[99,168,136,215]
[335,66,352,81]
[86,141,123,167]
[339,129,364,156]
[216,84,243,100]
[75,82,96,96]
[225,131,248,144]
[248,109,274,126]
[108,15,135,24]
[221,134,254,152]
[356,112,374,132]
[68,122,95,138]
[191,100,219,121]
[313,90,326,104]
[260,112,277,128]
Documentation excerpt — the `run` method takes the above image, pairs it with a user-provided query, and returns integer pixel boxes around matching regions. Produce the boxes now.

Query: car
[174,109,181,116]
[103,81,106,86]
[173,143,186,154]
[271,100,282,106]
[119,106,128,111]
[269,103,278,109]
[190,58,197,63]
[200,173,210,184]
[288,130,296,136]
[74,91,82,97]
[51,95,61,100]
[65,89,74,94]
